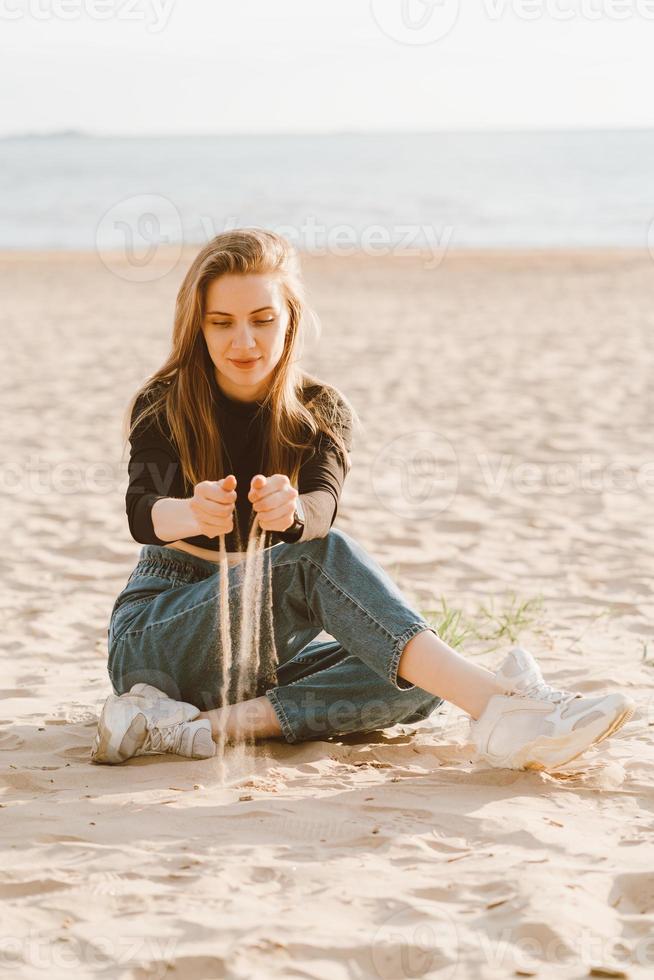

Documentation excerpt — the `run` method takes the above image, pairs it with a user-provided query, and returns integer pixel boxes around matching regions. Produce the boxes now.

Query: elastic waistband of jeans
[137,544,227,575]
[137,542,284,576]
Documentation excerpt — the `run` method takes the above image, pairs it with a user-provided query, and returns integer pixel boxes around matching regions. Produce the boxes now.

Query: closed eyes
[210,318,275,327]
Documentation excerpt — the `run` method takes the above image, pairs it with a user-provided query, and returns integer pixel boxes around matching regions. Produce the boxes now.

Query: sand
[1,246,653,978]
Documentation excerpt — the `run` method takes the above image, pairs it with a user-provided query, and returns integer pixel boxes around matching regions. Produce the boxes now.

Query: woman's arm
[277,488,342,543]
[276,402,353,544]
[150,496,199,542]
[125,392,189,544]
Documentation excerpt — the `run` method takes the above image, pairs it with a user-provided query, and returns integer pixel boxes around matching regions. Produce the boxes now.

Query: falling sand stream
[212,503,280,783]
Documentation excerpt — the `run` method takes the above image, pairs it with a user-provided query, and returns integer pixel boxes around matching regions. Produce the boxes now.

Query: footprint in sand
[0,878,71,899]
[0,730,26,750]
[609,872,654,914]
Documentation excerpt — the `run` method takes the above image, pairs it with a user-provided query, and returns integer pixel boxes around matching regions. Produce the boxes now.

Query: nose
[230,322,258,353]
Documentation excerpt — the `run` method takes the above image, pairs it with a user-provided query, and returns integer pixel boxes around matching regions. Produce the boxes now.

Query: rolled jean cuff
[265,688,300,744]
[390,624,440,691]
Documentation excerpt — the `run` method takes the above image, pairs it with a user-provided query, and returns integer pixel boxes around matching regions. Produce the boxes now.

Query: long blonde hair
[124,228,358,494]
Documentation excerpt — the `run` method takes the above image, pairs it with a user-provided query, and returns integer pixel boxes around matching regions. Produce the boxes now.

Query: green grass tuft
[418,590,545,654]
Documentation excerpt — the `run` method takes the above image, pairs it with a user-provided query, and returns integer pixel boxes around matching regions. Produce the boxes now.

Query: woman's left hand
[248,474,299,532]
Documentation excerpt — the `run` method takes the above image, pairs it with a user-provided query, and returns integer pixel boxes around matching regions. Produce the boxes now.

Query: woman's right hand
[187,474,237,538]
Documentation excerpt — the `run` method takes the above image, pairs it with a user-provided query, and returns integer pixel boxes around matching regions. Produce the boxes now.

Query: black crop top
[125,373,353,552]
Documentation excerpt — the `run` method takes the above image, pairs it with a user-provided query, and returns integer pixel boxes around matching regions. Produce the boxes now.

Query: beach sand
[1,247,653,978]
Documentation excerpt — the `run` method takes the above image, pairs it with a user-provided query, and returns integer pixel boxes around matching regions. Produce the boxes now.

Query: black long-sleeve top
[125,374,353,551]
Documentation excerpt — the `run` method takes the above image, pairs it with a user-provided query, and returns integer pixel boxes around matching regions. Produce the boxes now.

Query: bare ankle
[198,696,282,742]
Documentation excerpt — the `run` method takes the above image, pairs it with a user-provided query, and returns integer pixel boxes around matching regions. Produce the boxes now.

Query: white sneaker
[469,645,635,771]
[91,684,215,765]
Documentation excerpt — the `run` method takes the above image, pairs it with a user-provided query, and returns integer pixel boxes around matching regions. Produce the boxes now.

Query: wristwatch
[291,494,306,536]
[280,495,305,542]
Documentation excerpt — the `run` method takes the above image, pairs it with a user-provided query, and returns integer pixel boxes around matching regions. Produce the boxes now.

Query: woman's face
[201,273,290,402]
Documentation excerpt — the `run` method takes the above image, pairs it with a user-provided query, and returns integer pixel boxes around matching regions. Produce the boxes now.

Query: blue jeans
[107,528,444,743]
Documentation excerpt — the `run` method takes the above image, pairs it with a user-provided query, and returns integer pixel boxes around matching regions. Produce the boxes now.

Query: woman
[91,229,635,769]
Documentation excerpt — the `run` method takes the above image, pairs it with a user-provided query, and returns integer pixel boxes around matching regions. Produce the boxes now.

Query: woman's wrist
[276,496,305,543]
[151,497,199,542]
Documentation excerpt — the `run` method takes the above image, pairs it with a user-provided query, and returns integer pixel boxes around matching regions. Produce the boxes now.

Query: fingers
[248,473,270,503]
[250,473,285,493]
[193,499,233,522]
[197,519,234,538]
[256,502,296,525]
[251,486,297,515]
[192,497,234,522]
[249,474,295,504]
[190,509,234,537]
[196,478,237,506]
[191,476,238,537]
[190,505,234,537]
[190,474,298,537]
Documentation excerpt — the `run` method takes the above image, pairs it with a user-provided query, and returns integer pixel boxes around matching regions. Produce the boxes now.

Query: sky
[1,0,654,136]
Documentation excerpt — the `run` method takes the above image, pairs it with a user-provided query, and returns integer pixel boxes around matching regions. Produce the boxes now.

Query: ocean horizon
[2,129,654,252]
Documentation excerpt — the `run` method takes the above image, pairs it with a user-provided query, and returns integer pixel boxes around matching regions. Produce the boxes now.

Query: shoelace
[519,676,581,704]
[141,722,186,755]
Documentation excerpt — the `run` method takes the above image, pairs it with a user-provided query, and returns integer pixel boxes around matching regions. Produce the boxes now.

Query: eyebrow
[206,306,276,316]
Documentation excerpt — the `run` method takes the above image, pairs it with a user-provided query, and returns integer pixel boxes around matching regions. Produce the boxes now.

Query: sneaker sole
[90,697,148,765]
[523,700,636,772]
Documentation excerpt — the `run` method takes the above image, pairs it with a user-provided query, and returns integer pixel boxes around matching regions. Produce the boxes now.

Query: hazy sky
[1,0,653,135]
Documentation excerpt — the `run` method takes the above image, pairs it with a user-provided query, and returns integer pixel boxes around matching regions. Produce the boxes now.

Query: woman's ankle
[398,629,510,719]
[198,696,283,742]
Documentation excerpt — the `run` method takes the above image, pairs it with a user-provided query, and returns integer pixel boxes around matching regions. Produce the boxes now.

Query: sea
[1,129,653,251]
